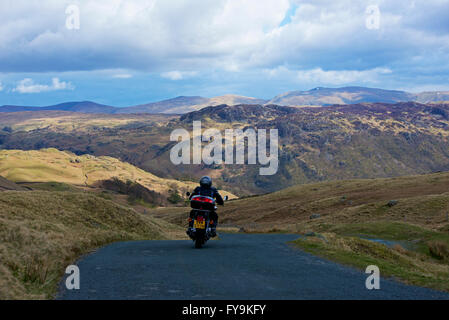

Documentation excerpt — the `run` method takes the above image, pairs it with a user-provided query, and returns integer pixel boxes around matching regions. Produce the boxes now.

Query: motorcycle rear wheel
[194,238,203,248]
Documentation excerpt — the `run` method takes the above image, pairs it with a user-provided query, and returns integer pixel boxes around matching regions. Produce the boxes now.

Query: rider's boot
[186,219,194,238]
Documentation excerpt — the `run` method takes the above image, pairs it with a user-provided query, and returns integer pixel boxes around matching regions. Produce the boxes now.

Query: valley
[1,101,448,195]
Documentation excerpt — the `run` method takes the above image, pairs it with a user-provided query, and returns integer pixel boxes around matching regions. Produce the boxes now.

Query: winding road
[58,233,449,300]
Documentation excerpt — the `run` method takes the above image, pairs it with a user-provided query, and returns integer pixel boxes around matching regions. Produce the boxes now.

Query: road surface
[58,233,449,299]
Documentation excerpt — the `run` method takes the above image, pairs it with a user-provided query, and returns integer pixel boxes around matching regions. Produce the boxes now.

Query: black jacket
[190,186,224,205]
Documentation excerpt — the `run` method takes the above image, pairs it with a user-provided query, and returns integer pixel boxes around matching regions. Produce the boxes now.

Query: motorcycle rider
[188,176,224,237]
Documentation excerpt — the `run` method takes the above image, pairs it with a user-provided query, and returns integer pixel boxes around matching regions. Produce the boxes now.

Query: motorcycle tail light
[194,196,214,203]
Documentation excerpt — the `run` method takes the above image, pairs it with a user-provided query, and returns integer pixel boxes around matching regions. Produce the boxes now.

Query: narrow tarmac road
[58,233,449,300]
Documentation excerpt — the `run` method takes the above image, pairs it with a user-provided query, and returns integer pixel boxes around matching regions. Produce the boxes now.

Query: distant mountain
[268,86,417,106]
[118,94,268,114]
[0,101,117,114]
[117,96,210,114]
[207,95,268,108]
[1,87,449,115]
[416,91,449,103]
[0,95,267,114]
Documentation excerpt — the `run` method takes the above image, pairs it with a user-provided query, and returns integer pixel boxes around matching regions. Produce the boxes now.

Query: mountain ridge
[2,87,449,114]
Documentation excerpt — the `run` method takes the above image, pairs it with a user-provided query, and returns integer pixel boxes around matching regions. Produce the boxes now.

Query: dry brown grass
[293,233,449,292]
[0,148,193,195]
[0,190,186,300]
[0,149,236,200]
[145,171,449,234]
[215,171,449,231]
[428,241,449,261]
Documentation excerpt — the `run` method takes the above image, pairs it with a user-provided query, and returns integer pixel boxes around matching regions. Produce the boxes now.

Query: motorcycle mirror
[186,192,190,197]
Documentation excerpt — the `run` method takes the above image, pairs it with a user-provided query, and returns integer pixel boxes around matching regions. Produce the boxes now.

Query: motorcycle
[186,192,228,248]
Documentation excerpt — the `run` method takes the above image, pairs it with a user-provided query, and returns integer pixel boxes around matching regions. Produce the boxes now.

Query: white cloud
[161,71,198,80]
[0,0,448,91]
[112,74,133,79]
[0,82,3,91]
[0,0,290,72]
[13,77,74,93]
[264,66,392,85]
[296,67,392,85]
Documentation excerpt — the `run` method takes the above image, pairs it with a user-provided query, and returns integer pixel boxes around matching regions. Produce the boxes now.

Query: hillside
[0,111,176,133]
[0,176,27,191]
[0,190,186,299]
[0,148,199,196]
[150,171,449,232]
[0,149,236,208]
[218,171,449,231]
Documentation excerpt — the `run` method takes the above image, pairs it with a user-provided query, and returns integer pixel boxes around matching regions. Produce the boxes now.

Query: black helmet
[199,176,212,188]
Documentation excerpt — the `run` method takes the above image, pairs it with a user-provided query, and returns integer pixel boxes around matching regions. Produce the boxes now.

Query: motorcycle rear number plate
[194,220,206,229]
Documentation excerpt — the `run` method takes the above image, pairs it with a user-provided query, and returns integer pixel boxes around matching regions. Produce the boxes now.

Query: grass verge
[291,222,449,292]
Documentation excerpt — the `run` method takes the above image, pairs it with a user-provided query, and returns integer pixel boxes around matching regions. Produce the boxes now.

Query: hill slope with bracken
[0,148,201,199]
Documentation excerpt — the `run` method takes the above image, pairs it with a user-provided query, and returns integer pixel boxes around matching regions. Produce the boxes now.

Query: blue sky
[1,0,449,107]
